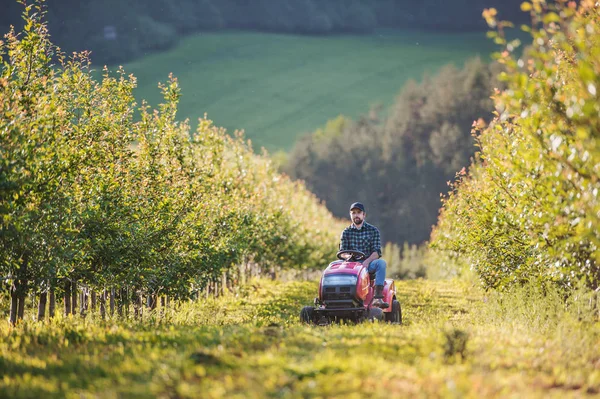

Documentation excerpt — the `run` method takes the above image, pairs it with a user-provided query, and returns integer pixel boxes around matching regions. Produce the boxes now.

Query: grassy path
[118,30,497,151]
[1,279,599,398]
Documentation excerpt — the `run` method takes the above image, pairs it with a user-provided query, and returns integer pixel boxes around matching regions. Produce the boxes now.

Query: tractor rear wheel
[385,300,402,324]
[300,306,314,324]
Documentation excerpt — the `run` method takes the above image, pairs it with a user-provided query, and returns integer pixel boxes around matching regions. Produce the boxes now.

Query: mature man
[339,202,388,308]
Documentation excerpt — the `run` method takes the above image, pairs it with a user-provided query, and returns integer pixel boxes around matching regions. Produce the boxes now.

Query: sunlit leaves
[0,0,343,304]
[520,2,532,12]
[432,1,600,290]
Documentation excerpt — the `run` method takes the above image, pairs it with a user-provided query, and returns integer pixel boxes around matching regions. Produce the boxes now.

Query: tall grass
[2,278,598,397]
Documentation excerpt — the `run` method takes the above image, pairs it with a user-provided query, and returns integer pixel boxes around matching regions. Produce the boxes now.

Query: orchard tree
[431,0,600,290]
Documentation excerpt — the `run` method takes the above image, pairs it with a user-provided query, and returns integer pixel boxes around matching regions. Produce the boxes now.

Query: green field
[118,30,497,151]
[2,278,599,398]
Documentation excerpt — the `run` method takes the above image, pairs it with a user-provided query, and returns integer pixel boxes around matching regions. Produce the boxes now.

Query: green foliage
[1,278,598,397]
[0,2,344,321]
[431,1,600,290]
[312,115,349,142]
[283,57,500,245]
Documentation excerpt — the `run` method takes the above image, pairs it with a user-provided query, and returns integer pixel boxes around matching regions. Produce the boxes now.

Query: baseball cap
[349,202,365,212]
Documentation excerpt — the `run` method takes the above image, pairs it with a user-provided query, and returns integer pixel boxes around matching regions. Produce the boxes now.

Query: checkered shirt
[339,222,382,258]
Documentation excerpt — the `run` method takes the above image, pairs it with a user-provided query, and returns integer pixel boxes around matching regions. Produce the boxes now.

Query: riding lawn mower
[300,250,402,325]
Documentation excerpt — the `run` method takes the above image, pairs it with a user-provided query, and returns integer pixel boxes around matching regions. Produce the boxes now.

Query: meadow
[119,29,497,151]
[2,278,598,398]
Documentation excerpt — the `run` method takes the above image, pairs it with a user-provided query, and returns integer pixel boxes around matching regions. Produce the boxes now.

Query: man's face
[350,208,365,226]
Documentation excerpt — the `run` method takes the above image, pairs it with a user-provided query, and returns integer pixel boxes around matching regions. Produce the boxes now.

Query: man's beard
[353,217,363,225]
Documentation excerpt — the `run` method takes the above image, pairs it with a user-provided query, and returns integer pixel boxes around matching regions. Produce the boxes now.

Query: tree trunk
[91,290,97,313]
[9,283,18,325]
[147,294,157,310]
[239,263,246,286]
[64,280,72,316]
[80,288,87,317]
[49,288,56,318]
[17,292,26,321]
[125,288,130,318]
[37,291,47,321]
[110,288,115,316]
[99,289,106,320]
[117,288,124,318]
[71,281,78,316]
[133,291,140,319]
[16,255,29,321]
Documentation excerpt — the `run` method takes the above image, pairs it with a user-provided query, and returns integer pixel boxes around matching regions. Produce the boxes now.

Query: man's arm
[339,229,349,251]
[362,251,379,268]
[364,227,382,267]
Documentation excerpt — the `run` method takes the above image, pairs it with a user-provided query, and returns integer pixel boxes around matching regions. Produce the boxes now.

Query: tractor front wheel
[367,307,384,322]
[300,306,314,324]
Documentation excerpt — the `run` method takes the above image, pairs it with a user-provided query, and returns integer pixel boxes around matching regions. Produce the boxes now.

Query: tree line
[431,1,600,291]
[0,0,529,65]
[0,2,345,324]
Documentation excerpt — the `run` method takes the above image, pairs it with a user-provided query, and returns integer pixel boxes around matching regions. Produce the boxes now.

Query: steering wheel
[336,250,366,262]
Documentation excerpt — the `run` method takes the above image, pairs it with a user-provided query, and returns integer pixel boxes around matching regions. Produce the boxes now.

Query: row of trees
[0,0,528,64]
[431,1,600,290]
[0,3,345,324]
[282,57,502,246]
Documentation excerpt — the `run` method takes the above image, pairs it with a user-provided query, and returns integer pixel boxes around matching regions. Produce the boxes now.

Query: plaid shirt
[339,222,382,258]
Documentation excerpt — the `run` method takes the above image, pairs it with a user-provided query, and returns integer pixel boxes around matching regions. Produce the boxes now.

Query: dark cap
[349,202,365,212]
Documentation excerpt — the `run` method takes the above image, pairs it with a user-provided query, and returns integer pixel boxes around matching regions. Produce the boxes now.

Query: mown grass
[1,279,598,398]
[117,29,497,151]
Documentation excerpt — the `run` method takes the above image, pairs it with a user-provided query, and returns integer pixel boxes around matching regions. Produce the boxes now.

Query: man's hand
[363,251,379,268]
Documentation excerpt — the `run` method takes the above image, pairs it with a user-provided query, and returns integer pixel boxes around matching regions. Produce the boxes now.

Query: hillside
[122,29,496,151]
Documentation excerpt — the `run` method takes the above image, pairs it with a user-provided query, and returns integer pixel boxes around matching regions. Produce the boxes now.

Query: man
[339,202,388,308]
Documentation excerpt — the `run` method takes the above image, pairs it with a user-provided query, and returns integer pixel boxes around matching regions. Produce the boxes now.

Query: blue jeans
[367,259,387,286]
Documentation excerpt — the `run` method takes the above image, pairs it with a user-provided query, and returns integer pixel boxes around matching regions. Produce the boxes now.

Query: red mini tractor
[300,250,402,325]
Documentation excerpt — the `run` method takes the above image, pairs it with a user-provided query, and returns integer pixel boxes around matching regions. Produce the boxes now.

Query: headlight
[323,275,357,286]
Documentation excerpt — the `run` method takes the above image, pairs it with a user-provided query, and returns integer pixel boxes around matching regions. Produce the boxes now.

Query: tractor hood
[319,260,370,303]
[323,260,363,277]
